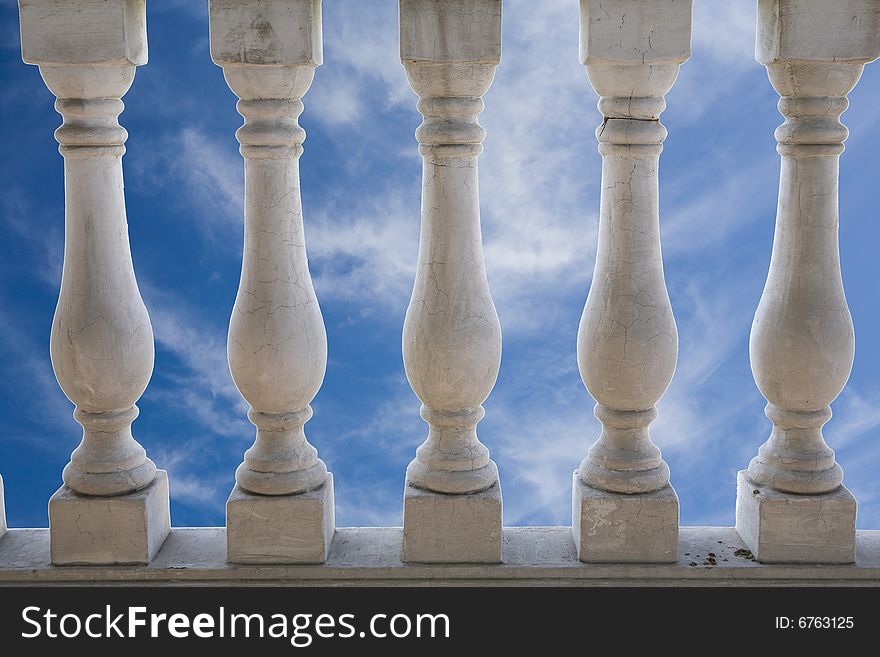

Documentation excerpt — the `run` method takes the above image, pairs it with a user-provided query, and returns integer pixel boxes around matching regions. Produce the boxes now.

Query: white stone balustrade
[398,0,504,564]
[735,0,880,564]
[209,0,334,564]
[4,0,880,583]
[572,0,691,563]
[18,0,170,566]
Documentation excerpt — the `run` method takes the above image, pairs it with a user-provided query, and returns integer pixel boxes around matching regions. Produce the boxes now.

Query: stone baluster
[399,0,503,563]
[572,0,691,563]
[735,0,879,564]
[209,0,333,564]
[19,0,169,565]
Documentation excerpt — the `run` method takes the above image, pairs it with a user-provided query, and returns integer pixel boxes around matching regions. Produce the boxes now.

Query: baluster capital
[19,0,147,68]
[579,0,691,147]
[756,0,880,156]
[579,0,691,90]
[757,0,880,67]
[400,0,500,159]
[210,0,321,159]
[400,0,501,67]
[20,0,148,157]
[580,0,691,66]
[209,0,322,68]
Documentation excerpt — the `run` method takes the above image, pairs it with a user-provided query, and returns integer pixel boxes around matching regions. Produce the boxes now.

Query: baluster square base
[735,470,856,564]
[226,473,335,564]
[403,481,502,563]
[0,475,6,539]
[572,472,679,563]
[49,470,170,565]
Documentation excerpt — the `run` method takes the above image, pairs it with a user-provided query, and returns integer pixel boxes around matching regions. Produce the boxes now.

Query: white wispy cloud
[140,281,249,437]
[826,385,880,526]
[131,126,243,246]
[135,282,251,516]
[478,1,599,335]
[828,388,880,450]
[309,191,419,311]
[0,311,76,453]
[1,188,63,287]
[310,1,415,123]
[151,442,231,516]
[692,1,757,66]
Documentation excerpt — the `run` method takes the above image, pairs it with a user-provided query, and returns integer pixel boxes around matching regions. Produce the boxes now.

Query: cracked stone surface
[737,0,880,561]
[19,0,160,499]
[48,470,170,565]
[19,0,147,66]
[210,1,331,499]
[572,472,678,563]
[403,481,502,563]
[226,473,334,564]
[735,471,856,564]
[209,0,321,67]
[398,0,503,563]
[573,0,691,561]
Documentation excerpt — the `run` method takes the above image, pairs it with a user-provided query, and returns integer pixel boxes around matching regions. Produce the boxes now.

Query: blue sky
[2,0,880,531]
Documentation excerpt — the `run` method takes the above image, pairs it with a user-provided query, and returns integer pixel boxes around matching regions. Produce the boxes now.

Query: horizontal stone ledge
[0,526,878,586]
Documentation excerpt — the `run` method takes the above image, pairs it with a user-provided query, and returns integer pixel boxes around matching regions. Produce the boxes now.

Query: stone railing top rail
[1,527,879,586]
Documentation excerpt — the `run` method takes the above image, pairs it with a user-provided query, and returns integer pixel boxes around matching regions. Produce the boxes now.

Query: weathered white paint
[209,0,333,564]
[736,0,880,564]
[19,0,170,566]
[398,0,504,563]
[573,0,690,563]
[2,526,880,586]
